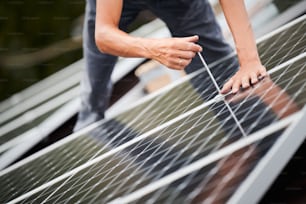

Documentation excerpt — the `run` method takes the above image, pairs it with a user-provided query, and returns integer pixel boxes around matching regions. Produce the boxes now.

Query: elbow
[95,29,110,54]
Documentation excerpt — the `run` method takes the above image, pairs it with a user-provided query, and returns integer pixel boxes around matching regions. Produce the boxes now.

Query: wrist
[237,48,261,67]
[138,38,157,59]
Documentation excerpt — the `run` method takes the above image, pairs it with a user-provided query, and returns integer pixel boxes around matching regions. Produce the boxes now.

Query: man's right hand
[146,35,202,70]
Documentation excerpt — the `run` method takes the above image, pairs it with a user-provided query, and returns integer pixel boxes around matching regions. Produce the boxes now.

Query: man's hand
[146,35,202,70]
[221,63,267,94]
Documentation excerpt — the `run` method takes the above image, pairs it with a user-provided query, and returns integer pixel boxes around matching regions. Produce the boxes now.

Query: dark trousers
[74,0,234,131]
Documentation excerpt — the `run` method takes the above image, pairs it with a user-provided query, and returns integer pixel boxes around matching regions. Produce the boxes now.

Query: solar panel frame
[228,107,306,204]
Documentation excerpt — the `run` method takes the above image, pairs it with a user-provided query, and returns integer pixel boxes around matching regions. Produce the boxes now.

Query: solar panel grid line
[228,106,306,204]
[107,113,298,204]
[2,136,122,202]
[265,52,306,75]
[86,84,215,167]
[258,23,305,69]
[25,52,306,202]
[258,26,290,66]
[0,101,76,155]
[1,52,304,202]
[115,81,195,126]
[0,119,107,176]
[258,28,306,69]
[31,152,151,204]
[6,147,135,204]
[0,99,81,170]
[262,22,304,68]
[0,136,110,199]
[1,17,304,202]
[116,82,203,131]
[273,32,306,65]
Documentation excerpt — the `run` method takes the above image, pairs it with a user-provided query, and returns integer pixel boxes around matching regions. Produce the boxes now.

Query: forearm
[95,25,202,70]
[219,0,261,67]
[95,26,153,58]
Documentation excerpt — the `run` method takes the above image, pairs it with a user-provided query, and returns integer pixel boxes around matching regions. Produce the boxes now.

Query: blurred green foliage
[0,0,85,101]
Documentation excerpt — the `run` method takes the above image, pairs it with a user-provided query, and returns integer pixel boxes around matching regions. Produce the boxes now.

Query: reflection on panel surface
[0,17,305,203]
[128,133,282,204]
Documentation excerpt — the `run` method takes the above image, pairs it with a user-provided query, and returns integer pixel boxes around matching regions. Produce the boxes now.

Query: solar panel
[5,52,306,204]
[0,88,78,147]
[0,15,305,204]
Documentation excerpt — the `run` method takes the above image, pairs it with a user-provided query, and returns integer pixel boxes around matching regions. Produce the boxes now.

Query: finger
[176,40,202,52]
[183,35,199,43]
[176,58,192,68]
[173,50,196,60]
[221,79,233,94]
[185,42,202,52]
[242,77,250,88]
[250,72,258,84]
[232,80,241,93]
[259,67,268,77]
[166,58,183,70]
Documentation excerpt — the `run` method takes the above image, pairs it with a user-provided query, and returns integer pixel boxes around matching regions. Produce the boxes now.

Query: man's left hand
[221,63,267,94]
